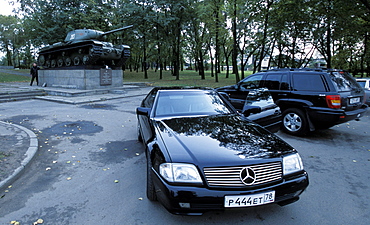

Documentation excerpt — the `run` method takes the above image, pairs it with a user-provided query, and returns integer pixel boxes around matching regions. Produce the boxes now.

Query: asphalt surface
[0,81,151,191]
[0,82,369,224]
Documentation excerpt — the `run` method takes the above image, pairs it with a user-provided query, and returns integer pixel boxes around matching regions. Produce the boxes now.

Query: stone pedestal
[38,69,123,89]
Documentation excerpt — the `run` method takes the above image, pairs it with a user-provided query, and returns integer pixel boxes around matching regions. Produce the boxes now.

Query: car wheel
[146,156,157,201]
[282,108,309,136]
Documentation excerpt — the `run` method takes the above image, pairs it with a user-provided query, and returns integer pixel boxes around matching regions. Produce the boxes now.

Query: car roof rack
[260,68,348,73]
[262,68,324,72]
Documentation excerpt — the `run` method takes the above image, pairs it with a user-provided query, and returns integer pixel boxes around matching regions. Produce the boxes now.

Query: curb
[0,121,38,191]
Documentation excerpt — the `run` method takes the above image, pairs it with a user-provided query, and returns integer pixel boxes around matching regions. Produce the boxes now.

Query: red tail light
[326,95,341,109]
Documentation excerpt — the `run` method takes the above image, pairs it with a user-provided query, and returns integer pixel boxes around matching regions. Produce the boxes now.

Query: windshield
[329,71,361,92]
[154,90,233,117]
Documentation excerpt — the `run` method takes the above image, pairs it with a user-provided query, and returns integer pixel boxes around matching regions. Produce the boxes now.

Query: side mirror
[136,107,151,116]
[242,105,261,117]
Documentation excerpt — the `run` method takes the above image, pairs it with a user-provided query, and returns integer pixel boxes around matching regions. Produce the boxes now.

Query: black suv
[217,68,368,135]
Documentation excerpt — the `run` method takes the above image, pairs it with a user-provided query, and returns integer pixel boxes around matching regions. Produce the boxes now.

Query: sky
[0,0,18,16]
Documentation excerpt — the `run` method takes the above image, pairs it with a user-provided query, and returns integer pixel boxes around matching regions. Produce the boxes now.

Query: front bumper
[151,169,309,215]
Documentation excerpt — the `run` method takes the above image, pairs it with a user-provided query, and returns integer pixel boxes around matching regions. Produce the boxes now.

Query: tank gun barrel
[103,25,133,36]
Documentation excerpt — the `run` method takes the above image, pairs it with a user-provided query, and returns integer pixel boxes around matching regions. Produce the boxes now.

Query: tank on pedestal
[37,25,132,70]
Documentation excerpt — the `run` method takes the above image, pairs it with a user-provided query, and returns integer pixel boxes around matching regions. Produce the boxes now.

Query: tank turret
[38,25,133,69]
[64,25,133,42]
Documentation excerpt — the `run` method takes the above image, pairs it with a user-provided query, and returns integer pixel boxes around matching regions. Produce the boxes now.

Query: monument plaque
[100,68,112,86]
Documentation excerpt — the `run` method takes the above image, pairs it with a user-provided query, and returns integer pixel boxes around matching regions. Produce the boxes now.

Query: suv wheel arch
[282,108,310,136]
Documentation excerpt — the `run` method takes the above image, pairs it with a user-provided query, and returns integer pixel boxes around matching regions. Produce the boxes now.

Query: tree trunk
[143,34,148,79]
[232,0,240,82]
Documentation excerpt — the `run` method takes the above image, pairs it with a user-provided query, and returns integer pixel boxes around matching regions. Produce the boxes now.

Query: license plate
[350,97,360,104]
[224,191,275,208]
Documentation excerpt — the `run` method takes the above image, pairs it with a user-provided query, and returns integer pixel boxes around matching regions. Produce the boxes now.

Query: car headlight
[283,153,304,175]
[159,163,203,184]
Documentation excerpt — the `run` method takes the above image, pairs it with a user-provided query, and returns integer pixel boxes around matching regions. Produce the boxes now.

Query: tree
[3,0,369,81]
[0,15,25,66]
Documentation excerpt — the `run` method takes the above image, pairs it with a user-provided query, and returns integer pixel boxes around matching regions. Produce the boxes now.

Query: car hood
[155,114,295,167]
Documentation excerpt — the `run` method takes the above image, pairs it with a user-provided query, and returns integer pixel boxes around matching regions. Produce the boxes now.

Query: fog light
[179,203,190,208]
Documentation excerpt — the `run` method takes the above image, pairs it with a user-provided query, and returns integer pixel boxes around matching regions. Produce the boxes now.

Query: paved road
[0,94,369,225]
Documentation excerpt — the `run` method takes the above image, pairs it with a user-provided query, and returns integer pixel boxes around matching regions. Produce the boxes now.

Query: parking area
[0,94,369,224]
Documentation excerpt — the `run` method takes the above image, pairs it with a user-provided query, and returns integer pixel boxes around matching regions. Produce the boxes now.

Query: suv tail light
[326,95,341,108]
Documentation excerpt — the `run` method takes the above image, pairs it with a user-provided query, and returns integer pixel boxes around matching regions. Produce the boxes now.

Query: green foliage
[0,0,369,81]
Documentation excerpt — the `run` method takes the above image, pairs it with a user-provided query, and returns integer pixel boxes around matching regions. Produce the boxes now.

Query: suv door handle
[278,93,287,96]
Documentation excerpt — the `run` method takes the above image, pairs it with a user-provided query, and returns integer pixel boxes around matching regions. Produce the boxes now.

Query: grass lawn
[0,70,30,83]
[1,68,367,87]
[123,69,252,88]
[0,68,253,88]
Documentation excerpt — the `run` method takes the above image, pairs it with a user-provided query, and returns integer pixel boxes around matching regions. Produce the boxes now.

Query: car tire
[282,108,309,136]
[146,156,157,201]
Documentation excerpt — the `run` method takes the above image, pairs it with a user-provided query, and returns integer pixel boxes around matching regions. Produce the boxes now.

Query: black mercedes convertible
[136,87,308,215]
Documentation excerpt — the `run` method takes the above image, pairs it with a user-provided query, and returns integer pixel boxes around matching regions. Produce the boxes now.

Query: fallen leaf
[45,167,51,171]
[353,160,357,162]
[138,197,143,200]
[66,177,72,180]
[52,161,57,164]
[114,180,119,183]
[66,161,71,164]
[136,153,140,156]
[36,218,44,224]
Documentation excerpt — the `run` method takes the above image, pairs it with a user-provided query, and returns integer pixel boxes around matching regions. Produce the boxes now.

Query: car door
[138,90,157,143]
[229,74,264,110]
[243,88,282,132]
[261,73,290,101]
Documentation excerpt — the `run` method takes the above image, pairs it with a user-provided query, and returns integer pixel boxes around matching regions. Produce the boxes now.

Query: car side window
[280,74,290,90]
[292,73,327,91]
[263,73,283,90]
[239,74,263,91]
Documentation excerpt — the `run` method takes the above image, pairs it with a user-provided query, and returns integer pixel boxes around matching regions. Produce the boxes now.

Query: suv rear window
[292,73,326,91]
[329,71,361,92]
